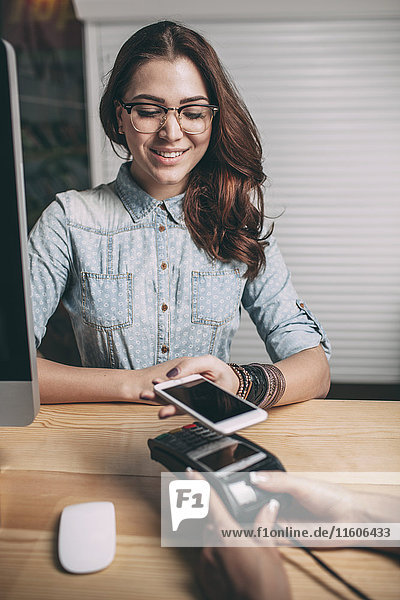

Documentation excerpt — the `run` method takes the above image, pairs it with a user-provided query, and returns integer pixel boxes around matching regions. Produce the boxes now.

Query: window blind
[85,19,400,383]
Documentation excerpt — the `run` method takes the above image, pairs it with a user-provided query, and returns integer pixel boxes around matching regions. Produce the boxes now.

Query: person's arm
[141,351,328,418]
[250,471,400,524]
[240,237,331,405]
[37,356,185,404]
[273,344,330,405]
[251,472,400,554]
[187,470,292,600]
[37,342,329,406]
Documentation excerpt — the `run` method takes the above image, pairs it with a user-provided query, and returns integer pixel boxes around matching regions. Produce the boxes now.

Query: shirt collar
[115,161,185,225]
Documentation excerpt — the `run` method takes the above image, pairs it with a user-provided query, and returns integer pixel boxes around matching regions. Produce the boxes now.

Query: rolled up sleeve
[28,197,71,348]
[242,237,331,362]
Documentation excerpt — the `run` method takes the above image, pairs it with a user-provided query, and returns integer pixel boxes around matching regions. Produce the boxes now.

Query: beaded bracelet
[228,363,253,399]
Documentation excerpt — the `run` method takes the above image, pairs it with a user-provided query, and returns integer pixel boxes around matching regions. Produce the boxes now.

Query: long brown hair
[100,20,271,279]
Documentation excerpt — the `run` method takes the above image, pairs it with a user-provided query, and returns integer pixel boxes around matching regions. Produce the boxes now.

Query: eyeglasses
[118,101,219,134]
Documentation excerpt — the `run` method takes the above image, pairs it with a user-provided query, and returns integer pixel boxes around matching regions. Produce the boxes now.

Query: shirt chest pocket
[191,269,242,325]
[81,272,133,330]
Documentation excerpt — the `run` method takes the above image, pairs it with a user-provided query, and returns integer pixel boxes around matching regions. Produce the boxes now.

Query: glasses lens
[131,104,165,133]
[129,104,215,134]
[180,106,213,134]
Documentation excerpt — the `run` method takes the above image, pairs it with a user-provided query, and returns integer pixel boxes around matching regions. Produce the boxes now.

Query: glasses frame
[118,100,219,134]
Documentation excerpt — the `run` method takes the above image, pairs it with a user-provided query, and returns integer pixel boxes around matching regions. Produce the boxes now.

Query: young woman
[28,21,330,407]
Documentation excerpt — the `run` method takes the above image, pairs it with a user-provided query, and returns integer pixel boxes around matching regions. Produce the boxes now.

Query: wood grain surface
[0,400,399,600]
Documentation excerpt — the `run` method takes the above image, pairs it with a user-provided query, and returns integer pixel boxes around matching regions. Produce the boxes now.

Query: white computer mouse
[58,501,116,574]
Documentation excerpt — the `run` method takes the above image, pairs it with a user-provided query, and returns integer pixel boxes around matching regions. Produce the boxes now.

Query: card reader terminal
[148,422,287,523]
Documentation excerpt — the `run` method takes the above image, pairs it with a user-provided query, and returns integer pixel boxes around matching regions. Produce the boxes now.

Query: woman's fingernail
[267,498,280,513]
[186,467,193,472]
[166,367,178,378]
[250,472,269,484]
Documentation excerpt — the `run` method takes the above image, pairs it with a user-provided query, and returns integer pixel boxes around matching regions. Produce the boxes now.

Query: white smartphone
[153,374,267,434]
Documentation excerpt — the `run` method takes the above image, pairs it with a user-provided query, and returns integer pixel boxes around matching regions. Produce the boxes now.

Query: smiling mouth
[151,149,188,158]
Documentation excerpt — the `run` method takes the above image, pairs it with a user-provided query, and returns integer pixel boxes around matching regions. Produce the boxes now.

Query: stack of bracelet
[227,363,253,399]
[228,362,286,410]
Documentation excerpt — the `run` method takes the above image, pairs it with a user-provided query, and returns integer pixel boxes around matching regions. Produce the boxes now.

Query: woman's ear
[115,100,124,134]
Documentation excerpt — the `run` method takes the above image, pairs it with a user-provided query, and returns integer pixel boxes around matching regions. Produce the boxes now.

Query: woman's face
[116,57,213,200]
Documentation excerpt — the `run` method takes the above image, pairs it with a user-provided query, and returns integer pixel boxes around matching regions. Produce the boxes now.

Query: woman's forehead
[124,57,209,102]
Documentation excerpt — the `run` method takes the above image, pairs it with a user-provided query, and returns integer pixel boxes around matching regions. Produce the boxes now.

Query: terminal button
[228,481,257,506]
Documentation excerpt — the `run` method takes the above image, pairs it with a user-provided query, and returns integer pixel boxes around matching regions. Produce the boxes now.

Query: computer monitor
[0,39,40,425]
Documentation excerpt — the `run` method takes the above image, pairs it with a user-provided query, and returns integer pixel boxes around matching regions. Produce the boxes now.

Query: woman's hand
[187,470,291,600]
[127,358,186,404]
[137,354,240,416]
[250,471,354,522]
[251,471,400,524]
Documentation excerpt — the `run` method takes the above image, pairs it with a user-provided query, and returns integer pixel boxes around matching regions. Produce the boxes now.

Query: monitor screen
[0,39,40,425]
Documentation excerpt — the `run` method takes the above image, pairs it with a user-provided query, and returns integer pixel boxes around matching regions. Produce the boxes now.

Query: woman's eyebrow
[180,95,209,104]
[130,94,209,104]
[131,94,165,103]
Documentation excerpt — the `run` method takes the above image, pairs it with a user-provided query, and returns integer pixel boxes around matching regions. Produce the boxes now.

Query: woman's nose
[158,110,184,141]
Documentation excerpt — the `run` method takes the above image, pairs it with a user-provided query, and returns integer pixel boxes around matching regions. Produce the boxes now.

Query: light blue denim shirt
[28,162,330,369]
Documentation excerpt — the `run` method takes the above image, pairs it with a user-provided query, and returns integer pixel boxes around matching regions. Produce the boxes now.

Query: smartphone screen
[161,379,255,423]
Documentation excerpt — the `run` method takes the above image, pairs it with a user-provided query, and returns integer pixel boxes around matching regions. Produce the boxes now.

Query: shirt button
[161,262,168,270]
[161,345,169,353]
[161,303,168,312]
[299,302,305,308]
[160,203,167,211]
[159,225,166,232]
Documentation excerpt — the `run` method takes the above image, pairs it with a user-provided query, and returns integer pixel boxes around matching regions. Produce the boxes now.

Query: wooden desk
[0,400,399,600]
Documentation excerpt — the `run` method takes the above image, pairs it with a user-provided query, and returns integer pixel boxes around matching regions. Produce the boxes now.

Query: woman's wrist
[229,368,242,396]
[120,367,159,403]
[228,363,286,408]
[241,364,267,405]
[255,364,286,409]
[228,363,252,398]
[108,368,138,402]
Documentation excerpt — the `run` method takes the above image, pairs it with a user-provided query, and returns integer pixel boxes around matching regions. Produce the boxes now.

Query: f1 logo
[169,480,210,531]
